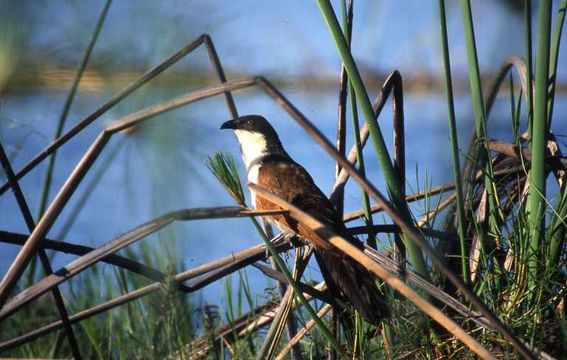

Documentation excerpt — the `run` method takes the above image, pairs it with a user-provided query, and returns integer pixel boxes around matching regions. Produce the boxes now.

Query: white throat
[234,129,269,183]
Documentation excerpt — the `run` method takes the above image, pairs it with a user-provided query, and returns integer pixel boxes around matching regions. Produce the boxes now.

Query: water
[1,85,566,312]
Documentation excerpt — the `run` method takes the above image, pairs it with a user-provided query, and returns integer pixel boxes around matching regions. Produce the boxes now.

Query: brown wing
[254,160,344,251]
[254,159,388,324]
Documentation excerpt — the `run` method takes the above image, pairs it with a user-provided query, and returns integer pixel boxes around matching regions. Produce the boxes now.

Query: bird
[220,114,388,325]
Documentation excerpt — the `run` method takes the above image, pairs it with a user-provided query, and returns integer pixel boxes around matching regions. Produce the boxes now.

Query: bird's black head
[220,115,279,139]
[220,115,287,161]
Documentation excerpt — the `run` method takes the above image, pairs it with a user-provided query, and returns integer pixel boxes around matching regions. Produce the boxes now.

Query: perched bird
[220,114,388,325]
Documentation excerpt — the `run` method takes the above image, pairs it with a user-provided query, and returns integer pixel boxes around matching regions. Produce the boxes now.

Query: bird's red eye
[246,120,252,126]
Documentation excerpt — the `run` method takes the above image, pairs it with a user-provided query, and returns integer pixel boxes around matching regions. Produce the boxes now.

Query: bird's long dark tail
[315,248,388,325]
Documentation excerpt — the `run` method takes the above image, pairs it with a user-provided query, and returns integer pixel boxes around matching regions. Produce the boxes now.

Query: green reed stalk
[459,0,503,277]
[527,0,552,284]
[316,0,428,280]
[438,0,469,283]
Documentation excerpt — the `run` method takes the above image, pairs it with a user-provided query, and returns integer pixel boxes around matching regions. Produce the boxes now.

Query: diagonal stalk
[0,34,235,197]
[0,238,292,351]
[0,207,287,320]
[255,77,533,357]
[0,144,83,358]
[250,184,500,360]
[37,0,112,219]
[29,0,113,289]
[315,0,428,280]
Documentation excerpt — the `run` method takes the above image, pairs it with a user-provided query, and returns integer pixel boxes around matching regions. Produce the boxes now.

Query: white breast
[247,162,260,207]
[234,129,268,209]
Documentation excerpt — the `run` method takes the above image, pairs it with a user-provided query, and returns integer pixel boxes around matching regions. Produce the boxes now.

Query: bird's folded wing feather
[254,160,353,251]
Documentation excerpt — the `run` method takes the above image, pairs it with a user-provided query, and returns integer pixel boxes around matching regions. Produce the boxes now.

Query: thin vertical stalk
[459,0,487,136]
[334,0,349,216]
[510,75,520,141]
[391,73,406,274]
[438,0,469,282]
[547,0,567,128]
[459,0,501,271]
[267,246,300,360]
[328,2,352,358]
[315,0,429,280]
[339,0,375,249]
[525,0,534,136]
[527,0,552,284]
[350,89,376,248]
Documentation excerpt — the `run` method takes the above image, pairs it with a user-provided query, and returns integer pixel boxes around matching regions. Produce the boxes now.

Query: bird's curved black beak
[220,120,236,130]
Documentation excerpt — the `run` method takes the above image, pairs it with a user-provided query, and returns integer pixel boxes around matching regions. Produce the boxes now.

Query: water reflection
[2,85,565,304]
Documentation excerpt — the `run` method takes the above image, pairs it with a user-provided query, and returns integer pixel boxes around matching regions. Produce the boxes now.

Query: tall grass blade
[437,0,469,283]
[315,0,429,280]
[527,0,552,285]
[459,0,502,281]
